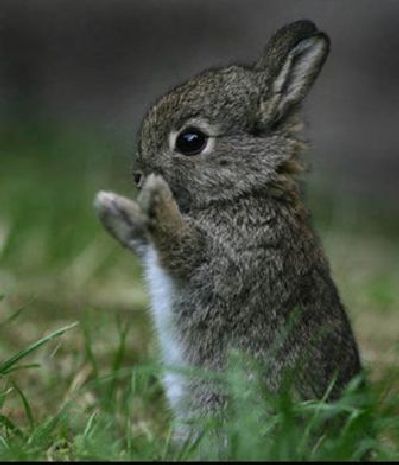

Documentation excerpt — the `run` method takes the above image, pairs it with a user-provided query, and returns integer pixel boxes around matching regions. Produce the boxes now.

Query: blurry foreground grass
[0,122,398,459]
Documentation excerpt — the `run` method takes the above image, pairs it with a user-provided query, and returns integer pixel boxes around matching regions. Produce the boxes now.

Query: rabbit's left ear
[255,20,330,126]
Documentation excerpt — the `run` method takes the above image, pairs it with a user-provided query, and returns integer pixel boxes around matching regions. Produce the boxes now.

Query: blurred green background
[0,0,398,448]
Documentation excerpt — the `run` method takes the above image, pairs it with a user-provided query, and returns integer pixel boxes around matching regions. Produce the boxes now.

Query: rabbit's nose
[133,171,144,189]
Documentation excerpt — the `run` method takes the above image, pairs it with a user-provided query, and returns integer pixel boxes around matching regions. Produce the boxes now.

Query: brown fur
[95,20,361,433]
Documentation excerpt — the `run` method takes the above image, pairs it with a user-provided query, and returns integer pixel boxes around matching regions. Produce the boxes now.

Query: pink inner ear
[267,34,329,125]
[274,37,327,98]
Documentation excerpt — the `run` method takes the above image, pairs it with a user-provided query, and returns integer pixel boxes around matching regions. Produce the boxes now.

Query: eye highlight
[175,126,208,156]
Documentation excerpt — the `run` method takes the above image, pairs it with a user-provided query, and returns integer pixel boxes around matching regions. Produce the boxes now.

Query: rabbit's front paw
[137,174,173,222]
[94,191,149,251]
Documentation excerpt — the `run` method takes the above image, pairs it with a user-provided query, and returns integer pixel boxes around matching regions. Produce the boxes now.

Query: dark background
[1,0,399,202]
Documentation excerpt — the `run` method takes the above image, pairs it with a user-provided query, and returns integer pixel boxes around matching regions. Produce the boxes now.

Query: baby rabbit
[95,20,361,433]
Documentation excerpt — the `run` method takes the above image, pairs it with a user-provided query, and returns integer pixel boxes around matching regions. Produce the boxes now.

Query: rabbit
[94,19,361,436]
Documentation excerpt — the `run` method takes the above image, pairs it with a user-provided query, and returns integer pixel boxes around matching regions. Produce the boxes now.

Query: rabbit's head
[134,20,329,211]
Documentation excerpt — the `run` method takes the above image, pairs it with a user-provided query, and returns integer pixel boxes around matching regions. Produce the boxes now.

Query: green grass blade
[106,318,130,402]
[0,306,25,328]
[2,364,41,375]
[11,382,35,432]
[0,414,24,439]
[0,322,79,375]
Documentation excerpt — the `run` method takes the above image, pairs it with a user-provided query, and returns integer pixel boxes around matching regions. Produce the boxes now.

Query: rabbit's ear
[255,20,330,126]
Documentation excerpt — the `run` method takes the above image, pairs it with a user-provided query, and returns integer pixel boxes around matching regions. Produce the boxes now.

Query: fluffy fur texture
[95,20,361,432]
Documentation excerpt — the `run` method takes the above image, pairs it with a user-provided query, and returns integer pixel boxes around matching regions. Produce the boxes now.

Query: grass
[0,120,398,460]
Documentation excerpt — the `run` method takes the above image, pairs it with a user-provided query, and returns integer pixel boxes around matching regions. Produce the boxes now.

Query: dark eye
[175,127,208,156]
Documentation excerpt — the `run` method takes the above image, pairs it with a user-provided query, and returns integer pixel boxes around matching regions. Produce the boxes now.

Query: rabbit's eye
[175,127,208,156]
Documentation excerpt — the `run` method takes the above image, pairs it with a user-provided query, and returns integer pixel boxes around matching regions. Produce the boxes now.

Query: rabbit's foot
[137,174,182,232]
[138,174,173,219]
[94,191,149,252]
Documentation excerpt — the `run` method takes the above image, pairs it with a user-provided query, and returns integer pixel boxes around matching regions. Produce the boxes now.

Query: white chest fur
[144,245,186,410]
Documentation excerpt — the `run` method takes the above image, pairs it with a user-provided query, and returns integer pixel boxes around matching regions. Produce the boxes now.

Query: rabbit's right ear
[254,20,330,127]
